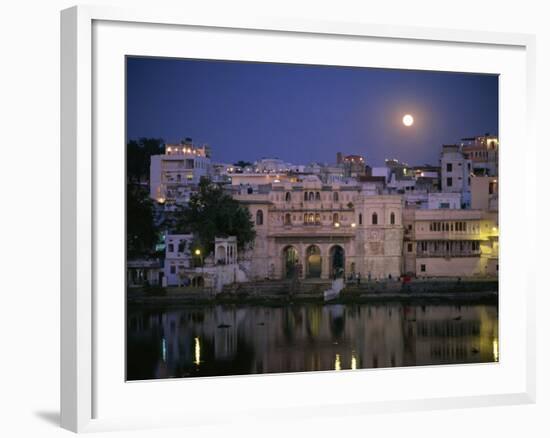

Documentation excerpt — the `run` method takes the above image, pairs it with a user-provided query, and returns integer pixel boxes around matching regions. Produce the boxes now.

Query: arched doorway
[283,246,299,279]
[306,245,322,278]
[330,245,345,279]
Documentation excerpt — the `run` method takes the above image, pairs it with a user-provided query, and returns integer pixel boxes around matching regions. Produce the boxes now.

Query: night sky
[126,57,498,167]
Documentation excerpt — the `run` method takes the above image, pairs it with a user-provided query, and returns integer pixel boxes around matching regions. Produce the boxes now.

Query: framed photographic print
[61,4,536,433]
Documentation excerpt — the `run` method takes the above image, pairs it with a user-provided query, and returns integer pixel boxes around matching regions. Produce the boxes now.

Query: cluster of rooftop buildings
[129,134,499,288]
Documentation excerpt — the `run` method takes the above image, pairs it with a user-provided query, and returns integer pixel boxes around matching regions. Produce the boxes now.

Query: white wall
[1,1,548,438]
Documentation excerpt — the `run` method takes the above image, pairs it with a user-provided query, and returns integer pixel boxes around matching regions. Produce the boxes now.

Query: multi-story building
[340,154,367,178]
[406,209,498,277]
[471,176,498,211]
[149,139,211,204]
[164,234,194,286]
[461,134,499,176]
[440,145,472,207]
[234,176,403,281]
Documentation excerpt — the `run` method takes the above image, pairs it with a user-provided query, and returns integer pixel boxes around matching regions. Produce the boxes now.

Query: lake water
[127,302,498,380]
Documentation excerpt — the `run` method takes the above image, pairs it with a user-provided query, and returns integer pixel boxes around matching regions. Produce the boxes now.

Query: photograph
[125,57,499,380]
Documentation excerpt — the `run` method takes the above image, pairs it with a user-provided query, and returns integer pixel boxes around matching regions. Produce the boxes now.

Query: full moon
[402,114,414,127]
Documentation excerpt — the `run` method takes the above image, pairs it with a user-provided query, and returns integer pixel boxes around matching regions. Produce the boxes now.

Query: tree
[174,179,256,256]
[127,137,164,183]
[127,183,158,258]
[233,160,252,169]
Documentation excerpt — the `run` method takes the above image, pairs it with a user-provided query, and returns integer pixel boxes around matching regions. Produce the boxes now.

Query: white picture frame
[60,4,536,433]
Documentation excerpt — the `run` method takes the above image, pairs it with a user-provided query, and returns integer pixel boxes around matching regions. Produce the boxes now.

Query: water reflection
[127,303,498,380]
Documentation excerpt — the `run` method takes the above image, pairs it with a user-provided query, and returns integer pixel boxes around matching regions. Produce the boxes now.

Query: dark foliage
[174,179,255,256]
[127,183,158,258]
[127,138,164,183]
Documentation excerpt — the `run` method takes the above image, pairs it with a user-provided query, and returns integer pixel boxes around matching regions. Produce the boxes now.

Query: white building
[254,158,293,173]
[440,145,472,207]
[164,234,194,286]
[427,192,462,209]
[150,140,211,204]
[371,166,391,183]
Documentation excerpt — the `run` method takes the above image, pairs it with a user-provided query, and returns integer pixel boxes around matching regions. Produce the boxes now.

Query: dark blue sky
[126,57,498,167]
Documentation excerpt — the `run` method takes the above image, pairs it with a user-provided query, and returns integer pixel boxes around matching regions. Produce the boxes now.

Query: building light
[351,353,357,370]
[351,223,356,228]
[334,354,342,371]
[334,222,340,228]
[194,337,201,366]
[195,249,201,256]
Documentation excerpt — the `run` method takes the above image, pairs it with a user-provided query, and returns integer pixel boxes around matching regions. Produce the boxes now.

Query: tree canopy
[175,179,256,256]
[127,138,164,183]
[127,183,159,258]
[233,160,253,169]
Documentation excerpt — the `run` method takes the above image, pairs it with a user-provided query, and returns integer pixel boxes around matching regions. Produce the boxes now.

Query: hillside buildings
[140,134,499,287]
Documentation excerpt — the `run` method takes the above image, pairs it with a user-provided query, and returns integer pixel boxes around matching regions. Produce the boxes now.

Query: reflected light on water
[127,302,499,380]
[351,353,357,370]
[334,354,342,371]
[194,337,201,366]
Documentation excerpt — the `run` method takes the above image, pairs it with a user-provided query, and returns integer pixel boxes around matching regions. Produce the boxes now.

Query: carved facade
[234,177,404,281]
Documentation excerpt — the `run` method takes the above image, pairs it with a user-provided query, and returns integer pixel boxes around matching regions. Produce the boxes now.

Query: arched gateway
[283,246,299,279]
[306,245,322,278]
[330,245,345,279]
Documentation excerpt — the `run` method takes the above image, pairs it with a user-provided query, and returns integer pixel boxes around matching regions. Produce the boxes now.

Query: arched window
[372,212,378,225]
[256,210,263,226]
[333,192,339,202]
[285,192,291,202]
[304,191,308,201]
[390,212,395,225]
[315,213,321,224]
[359,213,363,225]
[309,192,314,201]
[315,192,321,201]
[284,213,291,225]
[333,213,339,224]
[308,213,315,224]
